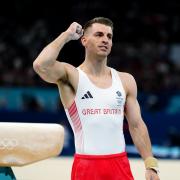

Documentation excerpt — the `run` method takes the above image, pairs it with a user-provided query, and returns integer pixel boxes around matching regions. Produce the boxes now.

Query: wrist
[56,31,72,45]
[144,156,159,173]
[63,31,74,43]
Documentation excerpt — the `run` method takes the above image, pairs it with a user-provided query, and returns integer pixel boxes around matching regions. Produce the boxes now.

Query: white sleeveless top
[65,67,126,155]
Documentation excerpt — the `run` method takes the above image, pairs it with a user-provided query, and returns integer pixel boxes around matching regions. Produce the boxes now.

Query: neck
[79,56,108,75]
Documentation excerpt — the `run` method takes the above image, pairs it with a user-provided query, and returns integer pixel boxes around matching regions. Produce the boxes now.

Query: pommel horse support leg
[0,122,64,179]
[0,167,16,180]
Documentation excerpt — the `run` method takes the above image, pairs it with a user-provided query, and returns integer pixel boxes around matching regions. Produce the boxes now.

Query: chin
[98,51,109,57]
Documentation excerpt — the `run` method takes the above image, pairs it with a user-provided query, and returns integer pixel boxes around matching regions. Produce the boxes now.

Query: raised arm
[33,22,83,84]
[122,73,160,180]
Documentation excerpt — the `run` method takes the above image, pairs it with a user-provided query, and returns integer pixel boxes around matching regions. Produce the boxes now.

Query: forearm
[129,120,153,160]
[33,31,70,69]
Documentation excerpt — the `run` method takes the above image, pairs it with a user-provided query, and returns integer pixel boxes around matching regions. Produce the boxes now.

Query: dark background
[0,0,180,158]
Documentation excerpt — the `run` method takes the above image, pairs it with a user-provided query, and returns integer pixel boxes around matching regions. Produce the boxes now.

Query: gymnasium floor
[13,157,180,180]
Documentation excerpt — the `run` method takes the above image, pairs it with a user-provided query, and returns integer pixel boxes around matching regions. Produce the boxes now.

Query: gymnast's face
[81,23,113,58]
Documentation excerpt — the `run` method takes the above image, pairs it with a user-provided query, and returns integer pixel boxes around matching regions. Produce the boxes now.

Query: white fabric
[65,68,126,155]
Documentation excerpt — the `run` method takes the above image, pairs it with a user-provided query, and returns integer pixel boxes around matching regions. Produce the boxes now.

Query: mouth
[98,46,108,51]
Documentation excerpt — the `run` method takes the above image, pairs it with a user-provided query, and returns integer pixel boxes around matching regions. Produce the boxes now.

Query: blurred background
[0,0,180,160]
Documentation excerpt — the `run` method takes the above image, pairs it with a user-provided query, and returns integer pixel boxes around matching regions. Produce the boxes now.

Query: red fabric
[71,152,134,180]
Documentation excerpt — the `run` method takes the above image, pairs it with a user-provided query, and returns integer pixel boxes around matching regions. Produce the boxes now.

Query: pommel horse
[0,123,64,180]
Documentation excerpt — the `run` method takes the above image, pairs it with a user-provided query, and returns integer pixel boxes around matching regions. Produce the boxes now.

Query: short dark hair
[83,17,113,33]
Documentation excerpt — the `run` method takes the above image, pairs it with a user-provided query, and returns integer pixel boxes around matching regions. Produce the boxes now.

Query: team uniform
[65,68,134,180]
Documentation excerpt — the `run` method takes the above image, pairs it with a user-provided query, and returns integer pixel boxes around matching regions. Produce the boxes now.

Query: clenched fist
[65,22,83,41]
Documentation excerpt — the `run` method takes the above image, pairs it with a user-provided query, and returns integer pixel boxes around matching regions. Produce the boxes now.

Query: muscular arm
[124,74,153,159]
[122,73,159,180]
[33,22,83,84]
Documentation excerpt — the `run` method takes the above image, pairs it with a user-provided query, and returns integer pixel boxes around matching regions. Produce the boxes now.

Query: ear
[81,35,87,47]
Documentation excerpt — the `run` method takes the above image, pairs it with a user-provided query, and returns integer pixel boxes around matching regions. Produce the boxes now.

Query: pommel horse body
[0,123,64,179]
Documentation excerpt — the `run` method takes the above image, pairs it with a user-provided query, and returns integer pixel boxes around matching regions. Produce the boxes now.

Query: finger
[79,29,84,37]
[76,25,82,34]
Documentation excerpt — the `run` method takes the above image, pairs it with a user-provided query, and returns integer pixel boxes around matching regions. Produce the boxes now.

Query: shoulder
[62,62,77,72]
[60,62,78,79]
[57,62,78,87]
[116,71,137,95]
[117,71,135,82]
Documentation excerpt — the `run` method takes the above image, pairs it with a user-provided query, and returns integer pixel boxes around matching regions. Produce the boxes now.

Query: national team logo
[116,91,122,97]
[116,91,124,106]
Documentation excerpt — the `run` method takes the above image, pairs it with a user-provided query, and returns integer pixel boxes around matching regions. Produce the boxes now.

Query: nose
[102,36,109,44]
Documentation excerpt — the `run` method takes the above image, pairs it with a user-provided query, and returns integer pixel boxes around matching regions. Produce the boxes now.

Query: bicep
[124,74,142,127]
[125,96,142,127]
[34,61,72,84]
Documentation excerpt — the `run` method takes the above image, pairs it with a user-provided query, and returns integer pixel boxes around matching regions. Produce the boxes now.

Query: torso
[64,67,127,155]
[57,66,128,109]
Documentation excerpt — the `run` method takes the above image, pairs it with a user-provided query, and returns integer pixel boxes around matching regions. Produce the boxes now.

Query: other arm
[122,73,160,180]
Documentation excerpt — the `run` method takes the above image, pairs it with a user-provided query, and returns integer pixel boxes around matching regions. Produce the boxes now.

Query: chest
[78,88,126,110]
[88,74,112,89]
[77,69,126,109]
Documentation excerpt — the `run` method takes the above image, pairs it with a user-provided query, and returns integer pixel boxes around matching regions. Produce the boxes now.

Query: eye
[107,34,113,40]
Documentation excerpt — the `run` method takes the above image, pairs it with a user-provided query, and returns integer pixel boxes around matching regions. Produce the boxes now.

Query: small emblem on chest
[116,91,124,106]
[81,91,93,99]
